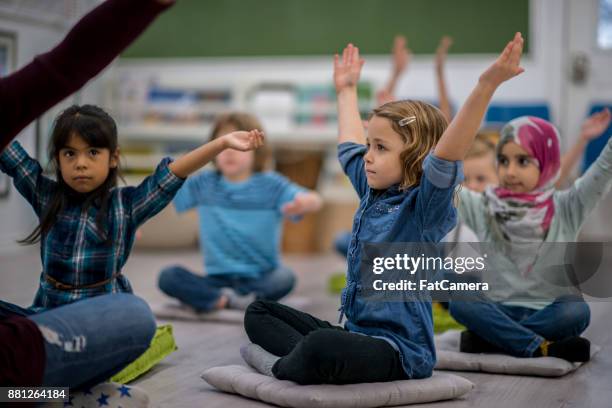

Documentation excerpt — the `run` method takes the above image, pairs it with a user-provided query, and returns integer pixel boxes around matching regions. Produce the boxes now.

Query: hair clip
[398,116,416,126]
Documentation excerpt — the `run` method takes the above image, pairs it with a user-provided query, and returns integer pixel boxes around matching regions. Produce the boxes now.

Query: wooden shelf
[120,124,212,143]
[119,123,338,145]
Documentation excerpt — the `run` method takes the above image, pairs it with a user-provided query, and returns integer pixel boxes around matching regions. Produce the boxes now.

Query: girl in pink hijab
[486,116,561,243]
[450,114,612,362]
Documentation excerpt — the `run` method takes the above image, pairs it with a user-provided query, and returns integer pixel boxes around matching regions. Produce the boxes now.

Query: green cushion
[110,324,178,384]
[432,302,464,334]
[328,272,346,294]
[328,274,463,334]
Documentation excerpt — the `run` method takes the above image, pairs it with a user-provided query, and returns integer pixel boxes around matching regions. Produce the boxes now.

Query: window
[598,0,612,49]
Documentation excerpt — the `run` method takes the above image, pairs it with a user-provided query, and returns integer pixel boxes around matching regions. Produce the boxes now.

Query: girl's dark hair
[19,105,121,245]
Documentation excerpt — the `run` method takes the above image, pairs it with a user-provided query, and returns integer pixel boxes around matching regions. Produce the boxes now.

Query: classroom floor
[1,247,611,408]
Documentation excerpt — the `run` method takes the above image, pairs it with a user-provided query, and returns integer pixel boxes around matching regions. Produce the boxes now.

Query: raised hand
[333,43,365,93]
[580,108,612,141]
[223,130,265,151]
[169,130,263,179]
[435,36,453,71]
[479,32,525,88]
[376,89,394,106]
[435,36,454,121]
[433,33,525,161]
[392,35,411,75]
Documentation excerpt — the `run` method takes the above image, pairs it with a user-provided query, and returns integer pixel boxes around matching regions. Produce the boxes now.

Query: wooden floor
[1,247,611,408]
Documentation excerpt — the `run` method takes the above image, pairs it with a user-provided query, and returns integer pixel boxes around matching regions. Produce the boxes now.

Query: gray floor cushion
[201,364,473,408]
[152,297,311,324]
[434,329,600,377]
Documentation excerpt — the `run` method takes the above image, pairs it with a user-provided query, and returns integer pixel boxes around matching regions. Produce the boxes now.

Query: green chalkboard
[123,0,529,58]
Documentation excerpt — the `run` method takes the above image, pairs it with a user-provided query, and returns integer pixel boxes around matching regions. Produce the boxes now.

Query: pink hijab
[484,116,561,243]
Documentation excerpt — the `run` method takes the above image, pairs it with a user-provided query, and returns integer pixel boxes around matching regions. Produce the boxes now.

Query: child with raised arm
[450,110,612,362]
[0,105,263,315]
[241,34,525,384]
[0,0,178,389]
[334,35,411,256]
[158,112,322,312]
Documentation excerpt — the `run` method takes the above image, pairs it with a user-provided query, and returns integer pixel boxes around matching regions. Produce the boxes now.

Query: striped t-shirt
[173,171,305,278]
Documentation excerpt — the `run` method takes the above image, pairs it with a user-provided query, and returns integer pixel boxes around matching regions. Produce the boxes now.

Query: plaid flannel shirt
[0,141,184,312]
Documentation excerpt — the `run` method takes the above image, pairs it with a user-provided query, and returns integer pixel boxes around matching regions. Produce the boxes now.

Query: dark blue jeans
[449,295,590,357]
[158,264,296,312]
[1,293,156,388]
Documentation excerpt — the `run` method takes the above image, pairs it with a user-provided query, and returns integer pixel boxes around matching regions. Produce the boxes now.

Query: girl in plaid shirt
[0,104,264,315]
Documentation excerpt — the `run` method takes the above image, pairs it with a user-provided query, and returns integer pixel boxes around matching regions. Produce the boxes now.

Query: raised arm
[0,0,175,151]
[0,141,56,216]
[434,32,525,161]
[334,44,367,145]
[129,129,264,227]
[169,130,264,178]
[435,36,453,123]
[556,108,611,188]
[557,135,612,231]
[377,35,411,105]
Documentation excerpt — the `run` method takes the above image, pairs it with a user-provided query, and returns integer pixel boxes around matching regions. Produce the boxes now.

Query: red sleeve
[0,0,175,151]
[0,316,46,386]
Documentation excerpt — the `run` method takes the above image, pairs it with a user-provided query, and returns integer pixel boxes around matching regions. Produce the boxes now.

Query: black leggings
[244,300,407,384]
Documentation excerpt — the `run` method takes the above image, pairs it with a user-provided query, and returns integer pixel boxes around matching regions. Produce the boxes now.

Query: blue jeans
[0,299,35,317]
[334,231,352,258]
[18,293,155,388]
[449,295,591,357]
[158,264,296,312]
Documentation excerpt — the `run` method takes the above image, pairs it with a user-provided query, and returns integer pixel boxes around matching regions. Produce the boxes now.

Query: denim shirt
[337,142,463,379]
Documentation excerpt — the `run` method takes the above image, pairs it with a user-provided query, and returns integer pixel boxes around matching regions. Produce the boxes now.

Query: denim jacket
[337,142,463,379]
